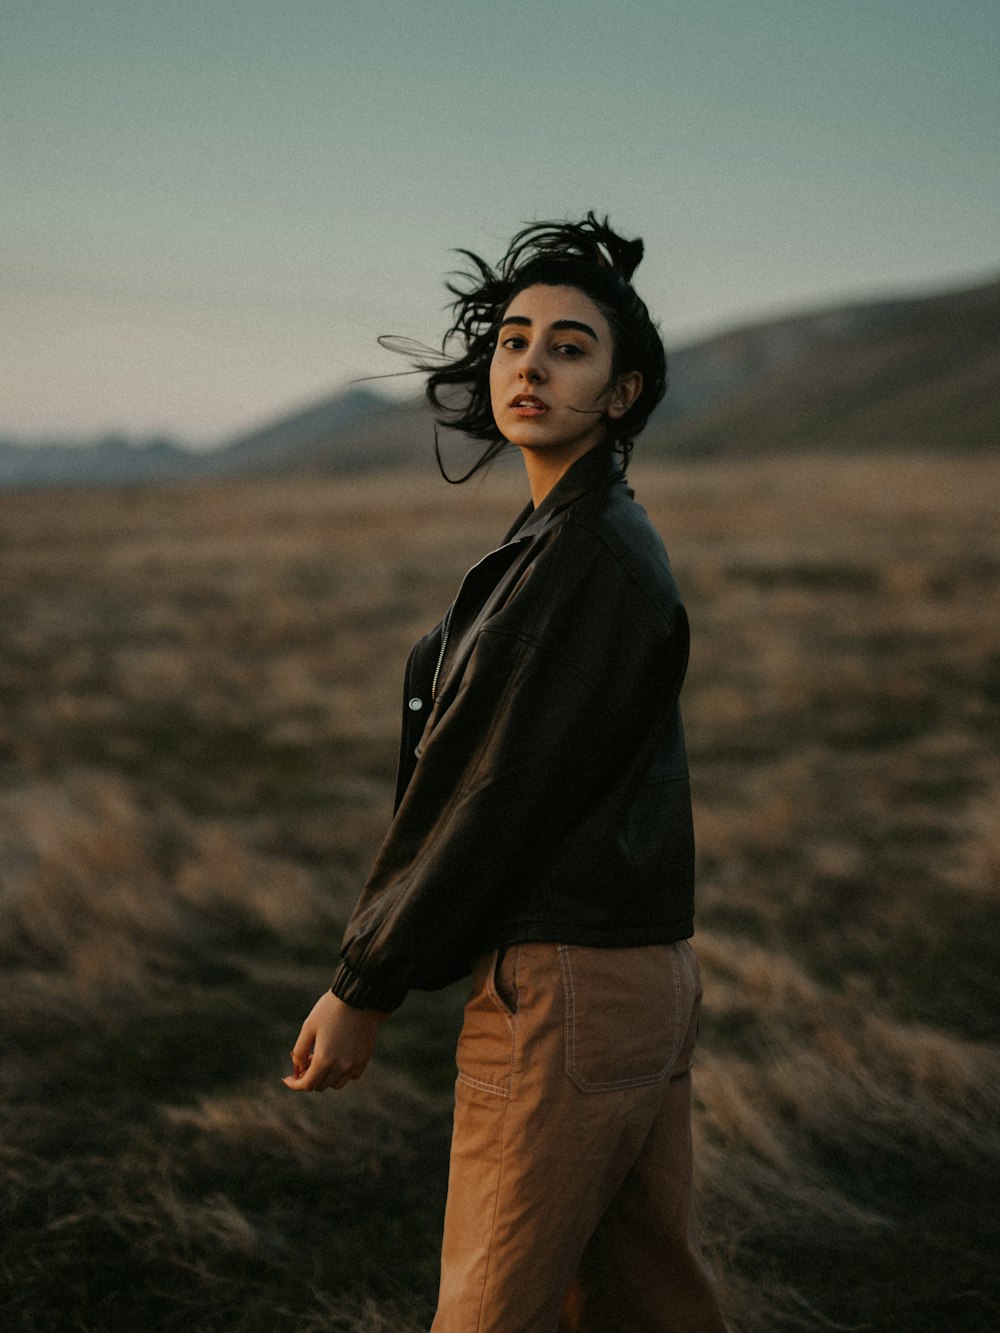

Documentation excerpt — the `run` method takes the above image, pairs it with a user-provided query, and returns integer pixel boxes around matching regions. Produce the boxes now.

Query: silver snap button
[408,697,423,711]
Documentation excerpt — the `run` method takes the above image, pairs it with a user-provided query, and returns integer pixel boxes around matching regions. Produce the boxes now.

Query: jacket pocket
[456,946,519,1099]
[557,943,692,1092]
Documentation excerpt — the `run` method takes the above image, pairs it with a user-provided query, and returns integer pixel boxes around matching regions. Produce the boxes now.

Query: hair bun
[599,229,644,281]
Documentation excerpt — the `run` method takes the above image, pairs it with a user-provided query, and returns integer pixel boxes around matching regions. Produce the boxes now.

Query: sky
[3,0,998,446]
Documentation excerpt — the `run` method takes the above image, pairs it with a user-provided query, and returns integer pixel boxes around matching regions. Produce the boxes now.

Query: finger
[289,1033,314,1070]
[283,1058,331,1091]
[314,1062,366,1092]
[283,1072,323,1091]
[291,1045,315,1078]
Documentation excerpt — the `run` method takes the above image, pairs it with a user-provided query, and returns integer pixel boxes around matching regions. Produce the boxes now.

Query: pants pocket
[456,947,519,1098]
[557,942,693,1092]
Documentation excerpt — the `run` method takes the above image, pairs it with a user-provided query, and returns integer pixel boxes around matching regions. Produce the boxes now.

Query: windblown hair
[414,213,668,481]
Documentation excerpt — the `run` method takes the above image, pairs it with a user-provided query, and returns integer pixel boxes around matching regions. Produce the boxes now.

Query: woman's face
[489,284,641,469]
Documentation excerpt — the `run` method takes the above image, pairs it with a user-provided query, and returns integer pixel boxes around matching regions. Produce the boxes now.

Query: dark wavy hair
[404,213,668,482]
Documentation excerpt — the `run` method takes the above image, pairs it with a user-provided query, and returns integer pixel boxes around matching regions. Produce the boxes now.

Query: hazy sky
[4,0,998,444]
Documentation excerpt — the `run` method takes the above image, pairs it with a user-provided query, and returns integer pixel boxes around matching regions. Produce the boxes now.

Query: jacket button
[408,697,423,711]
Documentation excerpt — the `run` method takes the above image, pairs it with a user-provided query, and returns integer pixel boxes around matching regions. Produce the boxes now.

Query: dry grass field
[1,453,998,1332]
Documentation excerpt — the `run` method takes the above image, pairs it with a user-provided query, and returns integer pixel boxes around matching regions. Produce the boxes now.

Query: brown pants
[432,941,729,1333]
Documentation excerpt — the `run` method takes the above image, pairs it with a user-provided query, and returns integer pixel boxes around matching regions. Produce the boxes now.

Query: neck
[519,439,604,508]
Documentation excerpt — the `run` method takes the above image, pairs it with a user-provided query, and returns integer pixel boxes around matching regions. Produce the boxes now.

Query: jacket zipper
[430,603,454,702]
[430,537,528,701]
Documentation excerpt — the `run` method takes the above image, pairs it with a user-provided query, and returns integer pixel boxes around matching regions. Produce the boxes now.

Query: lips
[510,394,548,414]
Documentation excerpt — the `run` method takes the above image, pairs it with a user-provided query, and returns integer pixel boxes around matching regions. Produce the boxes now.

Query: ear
[607,371,642,420]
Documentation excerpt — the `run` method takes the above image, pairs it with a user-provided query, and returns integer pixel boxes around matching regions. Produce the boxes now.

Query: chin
[503,424,580,451]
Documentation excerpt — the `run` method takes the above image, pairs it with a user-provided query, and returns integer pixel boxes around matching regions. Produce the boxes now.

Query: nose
[517,354,545,384]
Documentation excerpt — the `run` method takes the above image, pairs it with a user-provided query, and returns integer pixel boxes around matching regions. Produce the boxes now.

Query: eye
[556,342,584,357]
[500,334,528,350]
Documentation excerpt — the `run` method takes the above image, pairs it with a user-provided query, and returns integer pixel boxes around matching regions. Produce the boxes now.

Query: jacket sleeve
[329,528,688,1010]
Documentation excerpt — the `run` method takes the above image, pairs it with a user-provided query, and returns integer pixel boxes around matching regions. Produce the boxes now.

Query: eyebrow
[498,314,600,342]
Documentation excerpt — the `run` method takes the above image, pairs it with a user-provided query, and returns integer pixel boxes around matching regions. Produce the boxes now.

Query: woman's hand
[283,991,390,1092]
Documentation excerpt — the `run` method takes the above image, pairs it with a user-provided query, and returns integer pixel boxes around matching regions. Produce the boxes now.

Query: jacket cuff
[330,958,407,1012]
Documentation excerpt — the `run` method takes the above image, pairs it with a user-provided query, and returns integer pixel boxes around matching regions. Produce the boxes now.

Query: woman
[284,215,728,1333]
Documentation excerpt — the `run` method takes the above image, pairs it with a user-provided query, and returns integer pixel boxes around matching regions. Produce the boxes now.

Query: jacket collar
[503,445,627,544]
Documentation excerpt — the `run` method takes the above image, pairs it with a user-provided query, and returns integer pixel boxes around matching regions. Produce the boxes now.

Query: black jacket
[330,445,695,1011]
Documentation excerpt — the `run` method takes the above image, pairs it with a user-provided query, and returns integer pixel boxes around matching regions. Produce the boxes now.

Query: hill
[647,275,1000,456]
[1,273,996,488]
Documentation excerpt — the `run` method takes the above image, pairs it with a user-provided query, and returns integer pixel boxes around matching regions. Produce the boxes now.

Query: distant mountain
[0,433,197,489]
[204,385,396,473]
[2,274,996,489]
[0,387,434,490]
